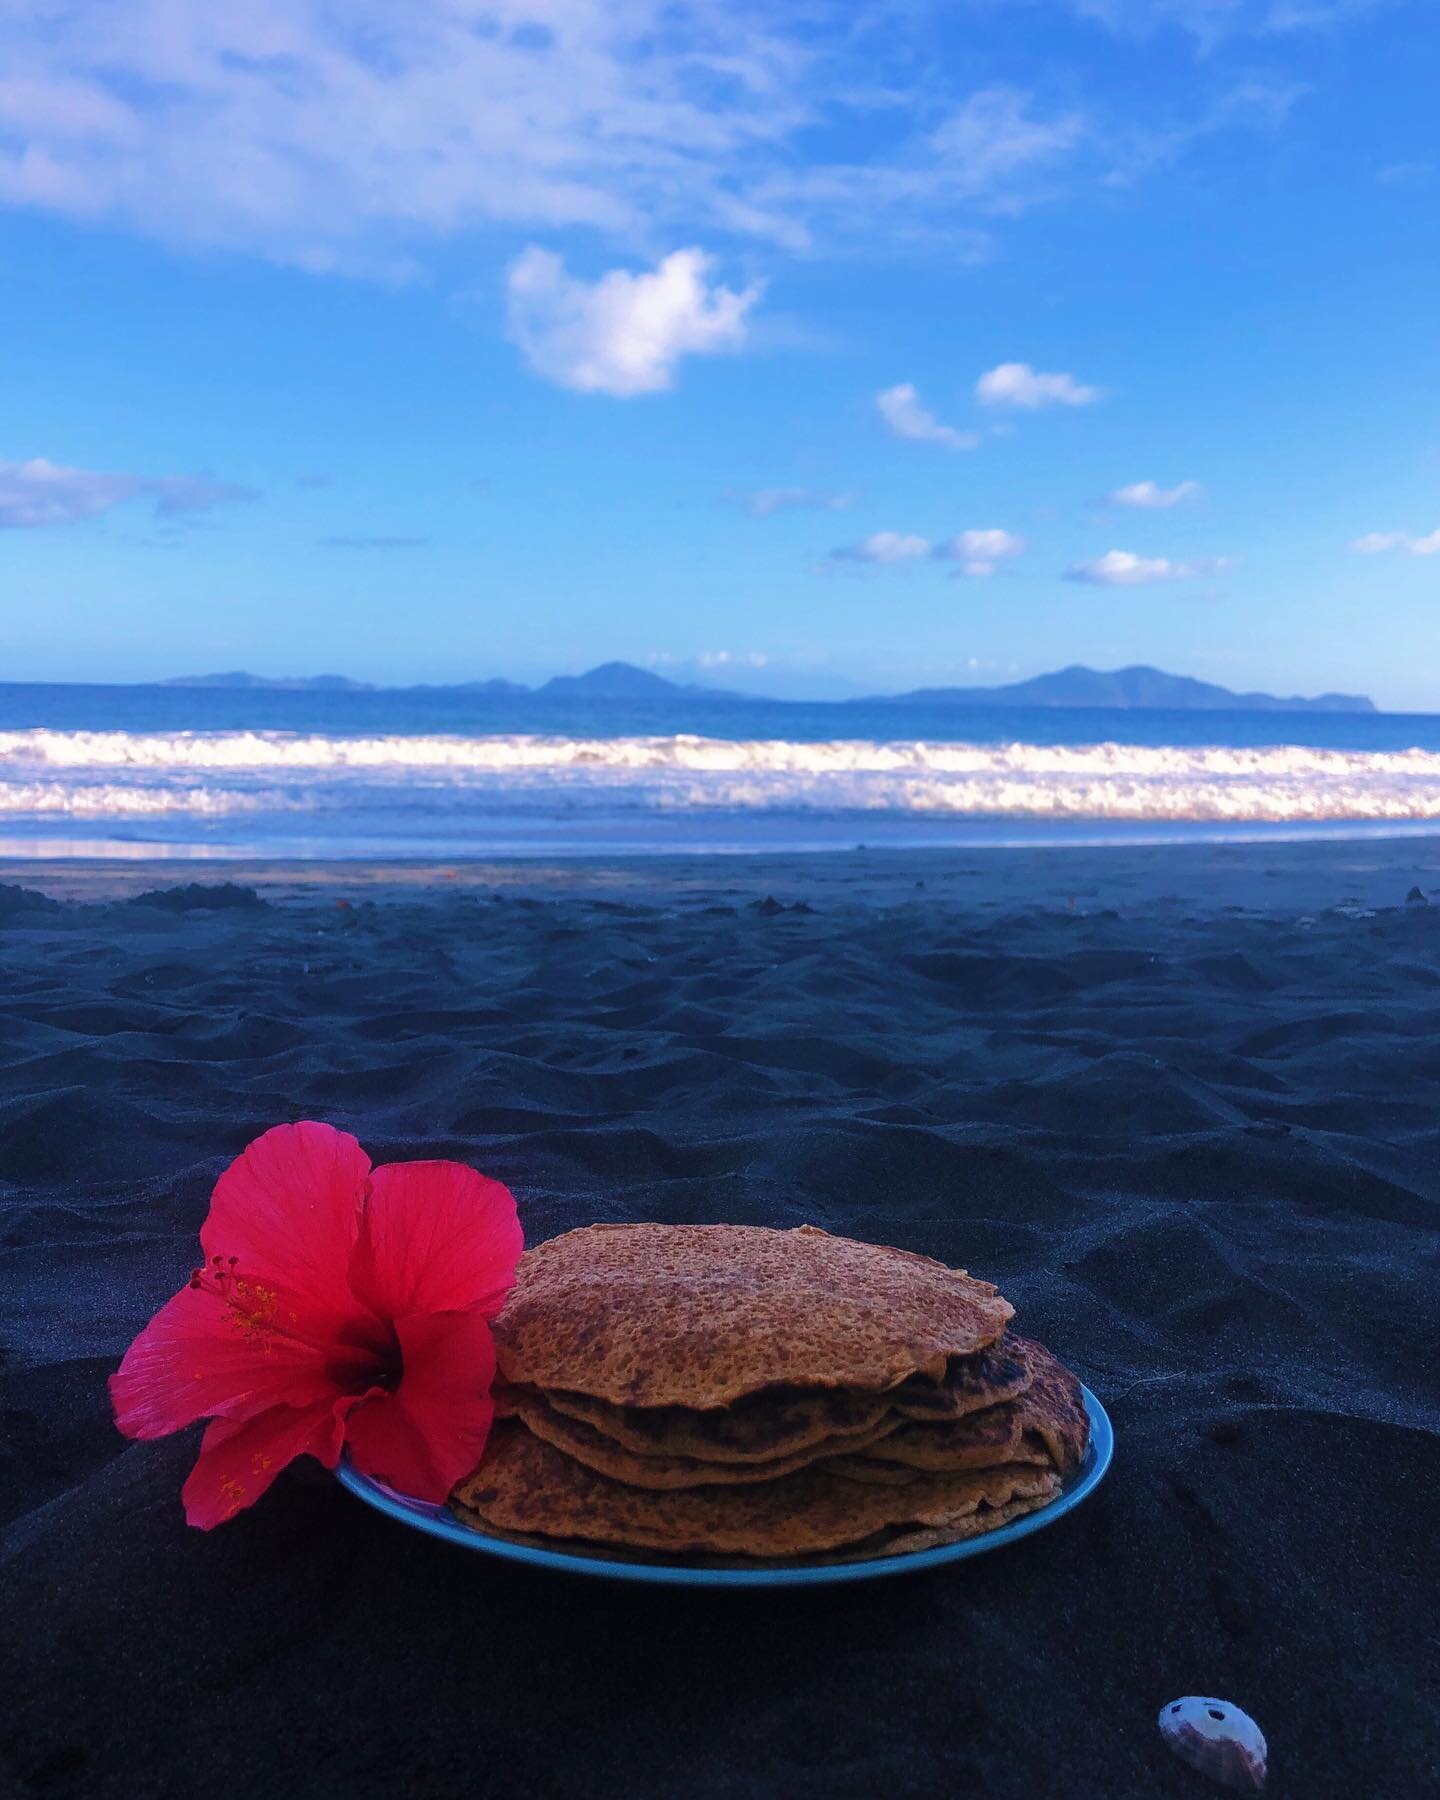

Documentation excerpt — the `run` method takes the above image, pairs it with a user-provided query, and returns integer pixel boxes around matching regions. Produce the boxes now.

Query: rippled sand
[1,841,1437,1797]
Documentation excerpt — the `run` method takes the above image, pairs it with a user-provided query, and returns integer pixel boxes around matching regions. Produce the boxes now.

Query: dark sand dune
[1,846,1438,1798]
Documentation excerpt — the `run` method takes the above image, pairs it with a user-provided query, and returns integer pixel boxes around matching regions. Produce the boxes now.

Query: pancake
[856,1497,1059,1559]
[492,1223,1014,1408]
[522,1339,1031,1463]
[451,1419,1059,1558]
[826,1338,1090,1481]
[827,1405,1031,1483]
[889,1338,1033,1421]
[1008,1335,1089,1474]
[439,1492,1061,1569]
[520,1381,896,1465]
[511,1391,905,1489]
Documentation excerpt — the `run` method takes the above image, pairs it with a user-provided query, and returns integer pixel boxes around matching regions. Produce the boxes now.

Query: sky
[1,0,1438,706]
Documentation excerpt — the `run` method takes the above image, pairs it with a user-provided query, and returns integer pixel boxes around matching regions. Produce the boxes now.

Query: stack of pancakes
[451,1223,1089,1564]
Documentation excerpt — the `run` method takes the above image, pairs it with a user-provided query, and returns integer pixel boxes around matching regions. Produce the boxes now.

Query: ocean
[3,681,1440,859]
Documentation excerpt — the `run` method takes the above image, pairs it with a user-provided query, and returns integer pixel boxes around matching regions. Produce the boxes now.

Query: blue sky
[1,0,1437,705]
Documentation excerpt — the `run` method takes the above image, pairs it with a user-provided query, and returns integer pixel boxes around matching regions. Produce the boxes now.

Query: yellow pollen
[192,1256,286,1356]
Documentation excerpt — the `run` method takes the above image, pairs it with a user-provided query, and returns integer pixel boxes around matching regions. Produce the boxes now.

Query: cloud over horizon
[936,528,1026,576]
[1064,548,1227,585]
[828,530,933,566]
[826,526,1024,573]
[0,457,255,529]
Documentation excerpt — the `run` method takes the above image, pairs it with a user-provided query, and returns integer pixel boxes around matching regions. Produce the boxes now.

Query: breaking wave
[2,728,1440,824]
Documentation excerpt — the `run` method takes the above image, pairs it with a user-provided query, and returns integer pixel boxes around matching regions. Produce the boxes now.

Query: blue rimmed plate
[336,1383,1112,1588]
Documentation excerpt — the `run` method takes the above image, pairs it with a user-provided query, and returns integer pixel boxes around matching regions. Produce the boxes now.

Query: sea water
[3,682,1440,858]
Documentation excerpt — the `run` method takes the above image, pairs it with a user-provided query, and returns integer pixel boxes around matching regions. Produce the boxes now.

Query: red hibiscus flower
[110,1122,522,1529]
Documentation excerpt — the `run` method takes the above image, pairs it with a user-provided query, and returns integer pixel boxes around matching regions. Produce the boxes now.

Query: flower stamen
[189,1254,286,1355]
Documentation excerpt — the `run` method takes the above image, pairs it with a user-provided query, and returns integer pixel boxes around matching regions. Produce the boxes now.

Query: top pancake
[491,1222,1015,1408]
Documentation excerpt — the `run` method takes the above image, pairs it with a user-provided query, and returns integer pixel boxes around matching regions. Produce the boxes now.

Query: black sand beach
[2,841,1438,1798]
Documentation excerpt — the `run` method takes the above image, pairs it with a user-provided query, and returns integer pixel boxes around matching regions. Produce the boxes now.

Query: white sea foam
[1,729,1439,821]
[0,780,292,816]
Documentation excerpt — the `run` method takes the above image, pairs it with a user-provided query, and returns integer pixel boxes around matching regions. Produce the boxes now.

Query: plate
[336,1383,1112,1589]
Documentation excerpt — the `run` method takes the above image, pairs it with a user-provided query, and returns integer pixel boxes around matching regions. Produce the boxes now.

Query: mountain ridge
[157,660,1377,713]
[872,663,1376,714]
[535,661,735,700]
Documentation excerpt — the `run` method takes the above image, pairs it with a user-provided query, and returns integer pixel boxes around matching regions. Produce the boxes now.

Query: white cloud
[505,247,761,396]
[695,650,770,668]
[976,362,1101,409]
[0,4,809,273]
[738,487,857,517]
[876,384,980,451]
[935,528,1026,576]
[0,457,254,528]
[0,9,1106,276]
[825,525,1025,574]
[647,649,771,671]
[927,86,1088,187]
[1107,479,1203,509]
[0,459,133,528]
[761,85,1087,243]
[1064,549,1225,585]
[1352,528,1440,556]
[830,531,933,564]
[0,7,1308,279]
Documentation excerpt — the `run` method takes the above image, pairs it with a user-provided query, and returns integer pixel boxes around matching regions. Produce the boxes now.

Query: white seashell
[1159,1696,1267,1792]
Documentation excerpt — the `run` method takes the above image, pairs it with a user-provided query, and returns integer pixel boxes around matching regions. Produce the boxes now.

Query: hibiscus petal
[342,1309,498,1502]
[182,1400,347,1529]
[349,1161,522,1323]
[202,1121,372,1326]
[109,1279,359,1439]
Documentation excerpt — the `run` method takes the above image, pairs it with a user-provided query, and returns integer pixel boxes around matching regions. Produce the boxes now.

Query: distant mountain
[156,660,1378,712]
[874,664,1376,714]
[537,660,732,700]
[161,671,376,692]
[161,660,731,700]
